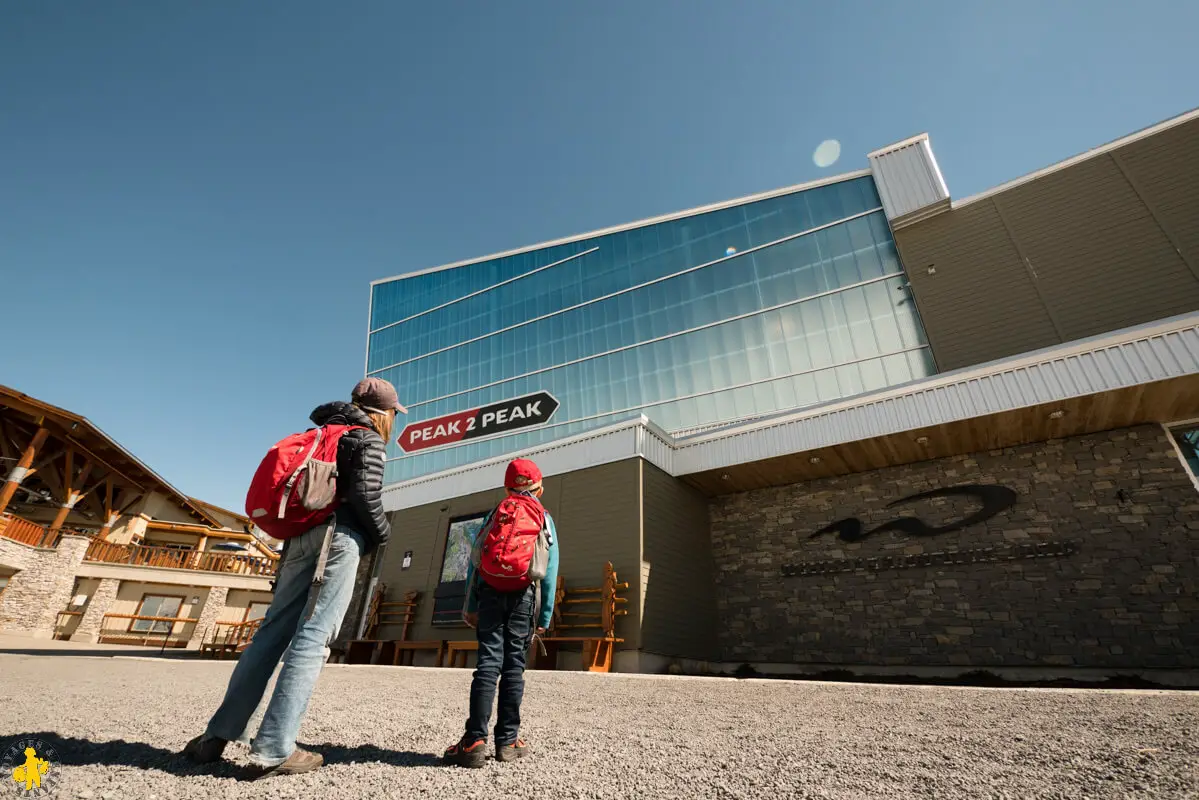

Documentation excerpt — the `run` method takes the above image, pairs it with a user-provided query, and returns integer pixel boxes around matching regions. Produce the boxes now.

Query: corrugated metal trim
[868,134,950,225]
[379,312,1199,509]
[672,312,1199,474]
[381,416,674,512]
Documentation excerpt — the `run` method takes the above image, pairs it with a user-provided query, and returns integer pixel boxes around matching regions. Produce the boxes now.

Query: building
[355,107,1199,685]
[368,171,934,484]
[0,384,277,648]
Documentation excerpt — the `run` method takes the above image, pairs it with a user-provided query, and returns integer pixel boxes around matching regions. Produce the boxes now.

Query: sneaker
[249,747,324,779]
[495,739,532,763]
[182,734,228,764]
[443,738,487,768]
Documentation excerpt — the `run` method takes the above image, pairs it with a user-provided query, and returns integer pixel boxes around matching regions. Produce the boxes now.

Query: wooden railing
[201,618,262,658]
[0,513,60,548]
[84,540,277,576]
[98,613,198,648]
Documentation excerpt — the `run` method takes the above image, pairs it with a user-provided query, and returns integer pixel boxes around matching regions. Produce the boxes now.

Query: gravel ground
[1,653,1196,799]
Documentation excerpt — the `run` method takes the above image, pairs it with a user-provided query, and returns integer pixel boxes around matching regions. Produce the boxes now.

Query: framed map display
[431,512,488,626]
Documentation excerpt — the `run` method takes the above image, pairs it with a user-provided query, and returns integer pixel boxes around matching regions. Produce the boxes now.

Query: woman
[183,377,402,778]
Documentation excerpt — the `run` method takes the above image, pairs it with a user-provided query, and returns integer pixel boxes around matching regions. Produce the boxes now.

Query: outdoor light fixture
[189,596,200,605]
[915,436,930,444]
[1048,410,1066,420]
[809,456,822,464]
[720,474,730,481]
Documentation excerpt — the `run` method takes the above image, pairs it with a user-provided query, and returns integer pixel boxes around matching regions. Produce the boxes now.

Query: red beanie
[504,458,543,491]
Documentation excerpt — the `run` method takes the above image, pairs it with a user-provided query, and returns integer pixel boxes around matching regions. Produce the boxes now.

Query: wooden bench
[345,587,446,666]
[445,640,478,668]
[534,562,628,672]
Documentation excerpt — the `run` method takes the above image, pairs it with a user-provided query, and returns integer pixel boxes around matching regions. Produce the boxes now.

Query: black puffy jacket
[309,401,391,553]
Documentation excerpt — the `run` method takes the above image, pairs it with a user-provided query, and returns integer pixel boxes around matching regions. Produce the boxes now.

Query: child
[444,458,559,768]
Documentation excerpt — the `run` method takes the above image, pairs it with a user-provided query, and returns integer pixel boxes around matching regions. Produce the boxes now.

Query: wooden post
[49,451,93,534]
[0,425,50,515]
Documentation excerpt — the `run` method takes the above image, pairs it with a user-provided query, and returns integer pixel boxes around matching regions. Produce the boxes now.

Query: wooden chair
[445,640,478,668]
[344,582,388,664]
[382,591,446,666]
[535,562,628,672]
[346,588,446,666]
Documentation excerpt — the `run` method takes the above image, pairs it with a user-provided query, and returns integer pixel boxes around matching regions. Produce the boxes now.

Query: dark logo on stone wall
[808,485,1019,543]
[778,484,1063,578]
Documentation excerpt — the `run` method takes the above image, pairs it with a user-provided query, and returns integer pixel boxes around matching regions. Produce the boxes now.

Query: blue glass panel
[368,175,933,484]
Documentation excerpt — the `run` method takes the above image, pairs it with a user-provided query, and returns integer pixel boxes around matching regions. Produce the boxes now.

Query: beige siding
[894,200,1061,370]
[897,116,1199,371]
[377,459,643,648]
[640,463,720,661]
[220,589,274,624]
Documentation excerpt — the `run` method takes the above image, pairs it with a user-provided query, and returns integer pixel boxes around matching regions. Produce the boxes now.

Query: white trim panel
[382,416,674,512]
[868,133,950,224]
[370,171,873,286]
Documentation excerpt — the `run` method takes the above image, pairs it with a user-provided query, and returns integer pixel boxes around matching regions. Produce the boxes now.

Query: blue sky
[2,1,1196,512]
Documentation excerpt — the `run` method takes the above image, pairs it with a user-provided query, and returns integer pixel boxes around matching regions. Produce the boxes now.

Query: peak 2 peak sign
[398,392,560,453]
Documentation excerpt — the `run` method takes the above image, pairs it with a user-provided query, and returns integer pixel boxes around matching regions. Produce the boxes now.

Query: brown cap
[352,377,407,414]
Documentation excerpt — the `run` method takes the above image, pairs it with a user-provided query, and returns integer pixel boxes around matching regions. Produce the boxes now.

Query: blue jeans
[204,521,364,766]
[465,584,535,746]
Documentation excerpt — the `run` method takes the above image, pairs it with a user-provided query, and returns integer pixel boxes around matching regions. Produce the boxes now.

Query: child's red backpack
[470,493,551,591]
[244,425,365,540]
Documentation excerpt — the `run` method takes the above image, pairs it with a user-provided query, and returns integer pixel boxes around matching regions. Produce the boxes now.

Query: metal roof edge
[952,105,1199,210]
[867,133,931,158]
[381,414,666,496]
[369,171,873,287]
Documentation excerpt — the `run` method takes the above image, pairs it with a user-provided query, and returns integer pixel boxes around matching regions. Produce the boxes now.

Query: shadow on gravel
[18,733,445,779]
[304,742,443,768]
[13,732,244,779]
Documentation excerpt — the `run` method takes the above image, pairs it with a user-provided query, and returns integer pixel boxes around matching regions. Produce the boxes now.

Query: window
[244,602,271,622]
[132,595,183,634]
[1169,424,1199,486]
[0,575,9,599]
[431,512,488,626]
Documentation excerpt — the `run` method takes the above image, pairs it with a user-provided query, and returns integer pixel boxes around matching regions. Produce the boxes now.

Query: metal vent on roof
[868,134,951,228]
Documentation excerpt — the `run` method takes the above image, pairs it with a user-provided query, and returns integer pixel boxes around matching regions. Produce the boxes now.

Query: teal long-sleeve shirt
[463,510,559,630]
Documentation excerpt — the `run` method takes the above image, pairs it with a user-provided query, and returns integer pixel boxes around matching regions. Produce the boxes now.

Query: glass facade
[369,175,936,484]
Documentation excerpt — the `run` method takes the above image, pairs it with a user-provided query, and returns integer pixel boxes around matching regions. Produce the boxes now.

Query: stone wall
[0,535,90,638]
[709,425,1199,670]
[189,586,229,649]
[70,578,120,643]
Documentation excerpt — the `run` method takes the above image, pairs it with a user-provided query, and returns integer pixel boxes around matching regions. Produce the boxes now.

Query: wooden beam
[62,436,147,494]
[0,425,50,515]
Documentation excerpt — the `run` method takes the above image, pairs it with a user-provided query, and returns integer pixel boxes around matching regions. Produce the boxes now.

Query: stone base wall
[710,425,1199,670]
[0,535,90,638]
[70,578,120,643]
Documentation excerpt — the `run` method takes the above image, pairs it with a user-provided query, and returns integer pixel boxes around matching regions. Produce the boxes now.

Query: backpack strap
[279,426,324,519]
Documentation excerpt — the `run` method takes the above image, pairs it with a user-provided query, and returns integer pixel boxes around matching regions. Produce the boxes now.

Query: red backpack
[244,424,366,540]
[470,493,551,592]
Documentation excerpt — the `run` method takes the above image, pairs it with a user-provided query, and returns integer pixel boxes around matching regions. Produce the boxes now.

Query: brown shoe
[496,739,531,763]
[443,738,487,768]
[250,747,324,779]
[182,734,228,764]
